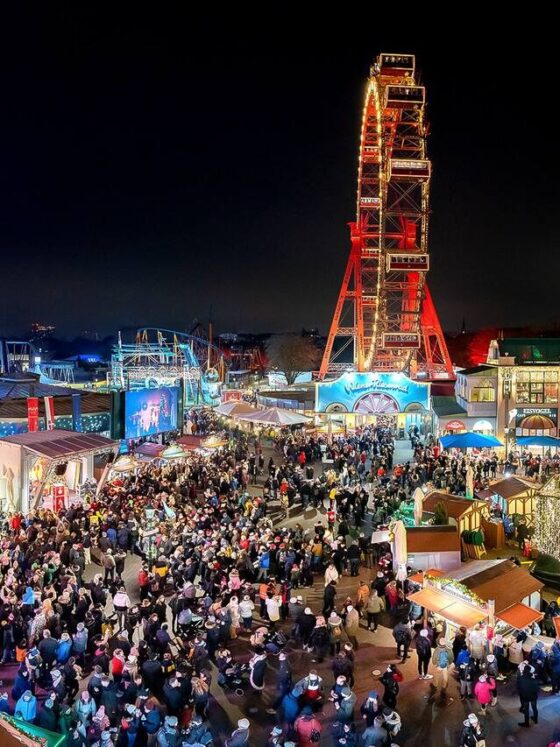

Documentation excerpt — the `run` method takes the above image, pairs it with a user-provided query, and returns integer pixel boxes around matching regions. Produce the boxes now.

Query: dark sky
[1,11,558,337]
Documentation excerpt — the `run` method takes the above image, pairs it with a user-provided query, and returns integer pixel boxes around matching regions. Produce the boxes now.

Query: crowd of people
[0,417,559,747]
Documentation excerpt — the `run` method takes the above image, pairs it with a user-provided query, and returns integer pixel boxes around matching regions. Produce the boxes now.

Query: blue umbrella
[517,435,560,448]
[440,432,503,449]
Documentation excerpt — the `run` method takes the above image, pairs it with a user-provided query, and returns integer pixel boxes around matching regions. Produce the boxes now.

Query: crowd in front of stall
[0,419,559,747]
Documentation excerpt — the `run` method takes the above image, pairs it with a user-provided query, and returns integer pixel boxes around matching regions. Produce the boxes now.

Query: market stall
[478,475,539,525]
[0,429,118,513]
[422,491,488,533]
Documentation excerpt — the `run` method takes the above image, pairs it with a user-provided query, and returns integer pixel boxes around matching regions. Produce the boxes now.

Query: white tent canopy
[214,401,257,417]
[238,407,311,426]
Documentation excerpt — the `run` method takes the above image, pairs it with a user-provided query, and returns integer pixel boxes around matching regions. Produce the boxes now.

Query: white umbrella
[238,407,311,426]
[412,487,424,526]
[392,519,408,575]
[111,455,139,473]
[214,401,257,417]
[466,464,474,499]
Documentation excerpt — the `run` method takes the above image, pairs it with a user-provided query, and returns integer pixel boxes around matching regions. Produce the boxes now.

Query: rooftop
[431,396,467,417]
[0,429,117,458]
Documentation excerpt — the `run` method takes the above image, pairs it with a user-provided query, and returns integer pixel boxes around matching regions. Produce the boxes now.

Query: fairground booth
[315,372,430,436]
[408,558,543,645]
[0,430,118,513]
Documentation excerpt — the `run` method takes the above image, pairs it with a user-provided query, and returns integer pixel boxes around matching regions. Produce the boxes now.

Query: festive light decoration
[533,476,560,561]
[425,573,487,609]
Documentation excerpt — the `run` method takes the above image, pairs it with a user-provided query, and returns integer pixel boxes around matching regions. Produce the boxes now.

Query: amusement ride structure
[319,53,453,381]
[109,327,225,405]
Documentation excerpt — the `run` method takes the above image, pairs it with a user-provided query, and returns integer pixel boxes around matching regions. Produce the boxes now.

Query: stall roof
[497,603,543,630]
[485,476,537,500]
[446,559,543,614]
[0,430,117,458]
[407,587,487,627]
[408,569,446,584]
[423,493,486,520]
[135,443,165,457]
[406,526,461,552]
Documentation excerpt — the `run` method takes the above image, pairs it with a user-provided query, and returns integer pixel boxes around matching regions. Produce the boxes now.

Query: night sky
[1,11,558,338]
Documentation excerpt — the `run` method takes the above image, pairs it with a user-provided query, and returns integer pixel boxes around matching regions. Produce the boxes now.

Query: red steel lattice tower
[319,53,454,380]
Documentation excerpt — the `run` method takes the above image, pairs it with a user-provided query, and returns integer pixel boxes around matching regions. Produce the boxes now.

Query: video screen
[125,387,178,439]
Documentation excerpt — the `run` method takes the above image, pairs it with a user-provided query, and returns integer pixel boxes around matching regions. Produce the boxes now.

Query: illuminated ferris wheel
[320,53,453,380]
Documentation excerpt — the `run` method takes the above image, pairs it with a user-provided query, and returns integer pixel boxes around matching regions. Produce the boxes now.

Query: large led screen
[125,387,179,439]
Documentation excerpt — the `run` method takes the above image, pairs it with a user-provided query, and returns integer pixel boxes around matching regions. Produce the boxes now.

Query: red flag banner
[27,397,39,432]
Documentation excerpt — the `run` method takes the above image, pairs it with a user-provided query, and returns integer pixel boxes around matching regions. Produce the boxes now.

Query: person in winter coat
[267,651,292,713]
[74,690,96,726]
[415,629,433,679]
[239,595,255,631]
[323,581,337,617]
[280,688,301,728]
[517,662,539,727]
[15,690,37,722]
[392,621,411,663]
[550,639,560,694]
[113,587,131,632]
[361,716,389,747]
[300,608,317,650]
[344,605,360,650]
[294,705,321,747]
[37,698,57,732]
[249,649,267,691]
[156,715,179,747]
[225,718,251,747]
[141,699,162,741]
[459,714,486,747]
[359,690,381,727]
[458,657,477,700]
[324,562,339,587]
[310,618,330,663]
[473,673,495,715]
[379,664,400,709]
[56,632,73,665]
[430,638,454,704]
[334,686,356,724]
[366,591,383,632]
[183,714,213,746]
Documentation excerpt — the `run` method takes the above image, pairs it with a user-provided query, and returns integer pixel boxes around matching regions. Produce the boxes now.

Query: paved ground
[2,440,559,746]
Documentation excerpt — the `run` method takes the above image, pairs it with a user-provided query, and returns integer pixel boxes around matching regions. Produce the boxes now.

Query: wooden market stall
[405,526,462,572]
[423,491,488,533]
[477,476,538,524]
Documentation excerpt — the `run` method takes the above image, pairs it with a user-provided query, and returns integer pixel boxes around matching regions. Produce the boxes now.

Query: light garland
[533,476,560,560]
[425,573,487,608]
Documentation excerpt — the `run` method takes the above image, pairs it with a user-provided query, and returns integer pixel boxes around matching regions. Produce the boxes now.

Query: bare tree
[266,334,321,386]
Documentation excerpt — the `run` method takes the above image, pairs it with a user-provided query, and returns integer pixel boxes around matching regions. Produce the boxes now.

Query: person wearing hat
[392,619,412,664]
[344,605,360,651]
[14,690,37,723]
[266,725,283,747]
[429,637,454,705]
[0,692,10,715]
[473,673,495,715]
[294,705,321,747]
[459,713,486,747]
[183,713,213,746]
[249,647,268,692]
[359,690,381,727]
[415,628,433,680]
[225,718,250,747]
[156,714,179,747]
[300,607,316,651]
[73,690,96,727]
[37,698,57,732]
[323,579,337,618]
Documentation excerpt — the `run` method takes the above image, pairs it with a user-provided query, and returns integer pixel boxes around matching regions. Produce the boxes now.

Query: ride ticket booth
[315,372,431,436]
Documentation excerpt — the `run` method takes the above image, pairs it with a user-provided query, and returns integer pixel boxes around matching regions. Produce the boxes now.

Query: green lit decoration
[0,714,65,747]
[425,573,487,609]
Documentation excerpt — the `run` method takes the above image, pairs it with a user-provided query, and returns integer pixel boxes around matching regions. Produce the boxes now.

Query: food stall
[407,559,543,646]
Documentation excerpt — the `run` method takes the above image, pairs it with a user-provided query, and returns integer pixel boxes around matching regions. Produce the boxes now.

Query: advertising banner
[316,372,430,414]
[44,396,55,430]
[515,407,558,436]
[72,393,82,432]
[27,397,39,432]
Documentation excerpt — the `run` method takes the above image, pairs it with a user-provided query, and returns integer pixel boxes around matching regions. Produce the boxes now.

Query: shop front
[315,372,430,436]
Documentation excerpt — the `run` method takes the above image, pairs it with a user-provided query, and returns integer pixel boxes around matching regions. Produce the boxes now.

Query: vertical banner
[27,397,39,432]
[44,396,55,430]
[72,393,82,432]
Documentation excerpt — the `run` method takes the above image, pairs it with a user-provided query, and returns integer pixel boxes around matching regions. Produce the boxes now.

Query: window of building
[515,369,558,404]
[470,379,496,402]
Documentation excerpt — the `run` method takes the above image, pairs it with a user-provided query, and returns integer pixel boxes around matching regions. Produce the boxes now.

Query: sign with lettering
[316,371,430,414]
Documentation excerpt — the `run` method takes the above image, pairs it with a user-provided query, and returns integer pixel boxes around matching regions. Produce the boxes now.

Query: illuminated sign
[316,371,430,414]
[387,254,429,271]
[382,333,421,349]
[445,420,466,431]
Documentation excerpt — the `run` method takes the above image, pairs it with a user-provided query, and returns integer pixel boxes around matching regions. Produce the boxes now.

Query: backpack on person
[310,729,321,743]
[438,648,449,669]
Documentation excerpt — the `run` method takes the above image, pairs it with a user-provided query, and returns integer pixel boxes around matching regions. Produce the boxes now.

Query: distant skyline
[1,12,557,338]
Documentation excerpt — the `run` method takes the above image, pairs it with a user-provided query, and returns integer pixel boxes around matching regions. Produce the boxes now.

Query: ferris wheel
[320,53,453,380]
